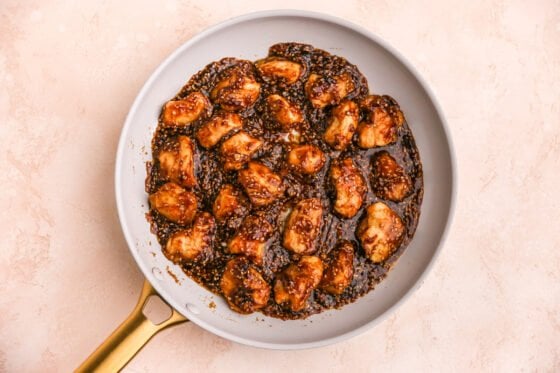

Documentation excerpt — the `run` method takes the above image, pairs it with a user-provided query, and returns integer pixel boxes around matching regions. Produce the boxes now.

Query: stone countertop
[1,0,559,371]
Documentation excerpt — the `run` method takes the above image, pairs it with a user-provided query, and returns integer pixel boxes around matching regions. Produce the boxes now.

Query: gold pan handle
[76,280,188,372]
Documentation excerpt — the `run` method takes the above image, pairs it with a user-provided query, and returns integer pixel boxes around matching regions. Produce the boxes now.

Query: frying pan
[77,9,455,372]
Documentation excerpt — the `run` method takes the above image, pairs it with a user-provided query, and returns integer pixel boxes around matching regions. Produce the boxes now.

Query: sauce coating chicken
[274,256,324,312]
[164,212,216,263]
[266,94,304,129]
[148,182,197,225]
[228,215,273,265]
[304,73,355,109]
[210,65,261,111]
[329,158,367,218]
[283,198,323,254]
[256,57,303,84]
[162,91,211,127]
[357,202,405,263]
[371,152,413,202]
[220,257,271,314]
[238,161,285,206]
[324,100,359,150]
[357,95,405,148]
[220,131,263,171]
[287,144,326,175]
[212,184,248,224]
[157,136,197,188]
[320,241,355,295]
[196,112,243,149]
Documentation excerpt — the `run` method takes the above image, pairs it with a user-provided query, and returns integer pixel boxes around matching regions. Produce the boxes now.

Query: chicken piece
[238,161,285,206]
[304,73,355,109]
[220,131,263,171]
[164,212,216,263]
[361,95,405,127]
[212,184,248,223]
[266,94,304,129]
[162,91,211,127]
[358,107,398,148]
[273,256,324,312]
[228,215,273,265]
[371,152,413,202]
[357,202,405,263]
[148,182,197,225]
[210,66,261,111]
[324,100,359,151]
[157,136,197,188]
[329,158,367,218]
[255,57,303,84]
[283,198,323,254]
[320,241,355,295]
[287,144,326,175]
[220,257,271,314]
[196,112,243,149]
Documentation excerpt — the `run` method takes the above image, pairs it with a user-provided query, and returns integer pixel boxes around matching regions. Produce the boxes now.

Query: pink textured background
[1,1,559,371]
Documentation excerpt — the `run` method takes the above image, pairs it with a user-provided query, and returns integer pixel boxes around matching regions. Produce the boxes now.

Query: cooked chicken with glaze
[266,94,304,129]
[372,152,413,202]
[304,73,355,109]
[148,182,197,225]
[220,131,263,171]
[212,184,248,223]
[147,43,423,320]
[357,202,405,263]
[220,257,271,314]
[324,100,359,150]
[320,241,355,295]
[329,158,367,218]
[210,65,261,111]
[274,256,324,312]
[287,144,326,175]
[157,136,197,188]
[228,215,273,265]
[283,198,323,254]
[162,91,211,127]
[196,112,243,149]
[256,57,303,84]
[164,212,216,263]
[238,161,285,206]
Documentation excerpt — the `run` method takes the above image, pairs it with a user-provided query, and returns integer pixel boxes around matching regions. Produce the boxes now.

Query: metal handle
[76,280,189,372]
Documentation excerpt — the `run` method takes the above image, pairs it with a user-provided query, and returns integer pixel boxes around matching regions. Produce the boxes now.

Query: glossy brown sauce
[146,43,423,319]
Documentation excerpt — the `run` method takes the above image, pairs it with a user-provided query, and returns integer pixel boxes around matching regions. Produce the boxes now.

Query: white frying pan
[77,10,455,371]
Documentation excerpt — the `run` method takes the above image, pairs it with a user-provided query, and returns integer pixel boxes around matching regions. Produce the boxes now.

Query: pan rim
[114,9,457,350]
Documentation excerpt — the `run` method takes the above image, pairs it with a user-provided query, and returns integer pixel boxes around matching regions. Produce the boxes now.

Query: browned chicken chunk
[320,241,355,295]
[238,161,285,206]
[220,131,263,171]
[357,107,397,148]
[304,73,355,109]
[220,257,270,314]
[274,256,324,312]
[256,57,303,84]
[196,112,243,149]
[210,66,261,111]
[357,202,405,263]
[329,158,367,218]
[148,182,197,225]
[287,144,326,175]
[164,212,215,263]
[283,198,323,254]
[162,91,211,127]
[324,100,359,150]
[157,136,197,188]
[372,152,413,202]
[212,184,248,223]
[266,94,304,129]
[228,215,273,265]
